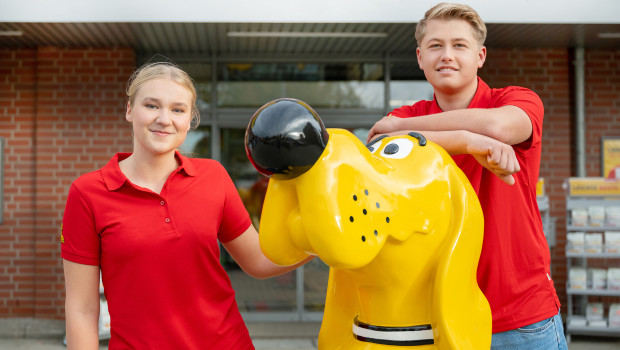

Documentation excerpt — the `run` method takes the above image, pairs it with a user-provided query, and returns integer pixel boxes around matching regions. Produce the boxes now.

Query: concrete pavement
[0,318,619,349]
[2,336,620,349]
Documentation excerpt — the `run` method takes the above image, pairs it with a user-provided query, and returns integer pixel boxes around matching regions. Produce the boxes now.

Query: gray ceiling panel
[1,22,619,58]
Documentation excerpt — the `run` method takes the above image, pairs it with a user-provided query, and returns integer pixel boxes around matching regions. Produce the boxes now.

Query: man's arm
[367,106,532,146]
[373,129,520,185]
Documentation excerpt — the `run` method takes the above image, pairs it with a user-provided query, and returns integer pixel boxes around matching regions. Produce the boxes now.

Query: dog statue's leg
[318,268,362,349]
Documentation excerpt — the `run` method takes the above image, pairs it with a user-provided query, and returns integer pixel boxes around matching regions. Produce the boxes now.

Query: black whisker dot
[353,195,357,201]
[374,230,378,236]
[376,202,380,208]
[363,209,367,215]
[386,217,390,223]
[361,236,366,242]
[350,216,354,222]
[364,189,369,196]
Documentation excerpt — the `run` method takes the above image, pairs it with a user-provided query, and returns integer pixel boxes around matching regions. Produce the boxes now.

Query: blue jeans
[491,310,568,349]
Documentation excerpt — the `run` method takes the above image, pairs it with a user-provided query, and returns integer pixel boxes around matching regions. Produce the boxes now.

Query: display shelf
[564,178,620,343]
[566,325,620,337]
[566,288,620,297]
[566,252,620,258]
[537,195,556,247]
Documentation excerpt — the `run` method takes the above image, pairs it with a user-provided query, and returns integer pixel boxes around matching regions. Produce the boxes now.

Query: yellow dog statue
[245,99,491,349]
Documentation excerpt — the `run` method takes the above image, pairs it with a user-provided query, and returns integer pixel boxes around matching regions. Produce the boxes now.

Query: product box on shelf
[588,268,608,290]
[585,233,604,253]
[570,267,588,289]
[589,206,606,227]
[606,207,620,227]
[586,302,605,325]
[567,232,585,253]
[610,304,620,328]
[609,268,620,290]
[606,231,620,253]
[571,208,589,227]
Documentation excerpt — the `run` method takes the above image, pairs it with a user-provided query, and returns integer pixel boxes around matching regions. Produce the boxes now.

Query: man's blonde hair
[415,3,487,47]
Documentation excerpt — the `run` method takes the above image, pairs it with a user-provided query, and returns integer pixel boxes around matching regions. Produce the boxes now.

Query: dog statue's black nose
[245,98,329,179]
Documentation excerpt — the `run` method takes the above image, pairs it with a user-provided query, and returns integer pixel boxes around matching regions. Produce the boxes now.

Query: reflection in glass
[179,128,211,157]
[182,127,298,312]
[389,81,434,110]
[218,62,384,109]
[304,258,329,312]
[218,81,384,109]
[389,61,434,110]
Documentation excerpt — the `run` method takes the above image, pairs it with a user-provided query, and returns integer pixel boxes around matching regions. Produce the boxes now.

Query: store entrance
[173,58,432,322]
[181,126,336,321]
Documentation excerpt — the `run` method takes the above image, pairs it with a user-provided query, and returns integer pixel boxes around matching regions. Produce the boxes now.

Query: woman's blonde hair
[415,3,487,47]
[126,62,201,128]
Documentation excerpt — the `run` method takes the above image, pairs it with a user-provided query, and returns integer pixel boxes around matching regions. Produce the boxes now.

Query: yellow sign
[603,137,620,179]
[536,178,545,197]
[567,177,620,196]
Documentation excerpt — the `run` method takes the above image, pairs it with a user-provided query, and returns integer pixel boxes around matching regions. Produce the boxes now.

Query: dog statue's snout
[245,98,329,179]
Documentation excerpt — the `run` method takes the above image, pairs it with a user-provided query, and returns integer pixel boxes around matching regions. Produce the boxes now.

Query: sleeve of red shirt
[389,104,422,118]
[60,181,101,266]
[216,164,252,243]
[494,86,544,150]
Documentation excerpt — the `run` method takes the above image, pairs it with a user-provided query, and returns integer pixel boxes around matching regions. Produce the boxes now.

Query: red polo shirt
[61,152,254,349]
[391,78,561,333]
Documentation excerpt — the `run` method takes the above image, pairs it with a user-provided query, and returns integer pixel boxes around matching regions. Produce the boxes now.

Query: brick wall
[0,47,135,319]
[480,48,620,310]
[0,48,37,318]
[0,45,618,320]
[584,50,620,176]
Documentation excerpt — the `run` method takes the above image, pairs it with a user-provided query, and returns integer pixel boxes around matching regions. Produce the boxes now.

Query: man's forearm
[390,106,532,145]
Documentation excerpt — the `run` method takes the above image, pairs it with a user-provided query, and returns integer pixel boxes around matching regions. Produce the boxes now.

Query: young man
[367,3,567,349]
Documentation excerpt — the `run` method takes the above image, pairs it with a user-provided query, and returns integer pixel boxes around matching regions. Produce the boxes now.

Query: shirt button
[165,218,171,223]
[160,200,165,206]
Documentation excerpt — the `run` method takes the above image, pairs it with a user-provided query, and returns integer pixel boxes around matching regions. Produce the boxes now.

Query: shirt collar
[101,150,196,191]
[431,77,492,112]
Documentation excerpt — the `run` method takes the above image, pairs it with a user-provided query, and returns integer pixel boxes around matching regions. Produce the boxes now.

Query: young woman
[61,62,311,349]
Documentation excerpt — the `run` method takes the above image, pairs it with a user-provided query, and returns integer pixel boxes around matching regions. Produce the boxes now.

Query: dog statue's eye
[367,139,382,154]
[380,139,414,159]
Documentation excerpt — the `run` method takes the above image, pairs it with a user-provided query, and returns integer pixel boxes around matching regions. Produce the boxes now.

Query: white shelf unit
[565,196,620,342]
[538,195,556,247]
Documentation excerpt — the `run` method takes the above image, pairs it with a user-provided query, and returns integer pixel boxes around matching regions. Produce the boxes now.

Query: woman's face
[126,78,193,158]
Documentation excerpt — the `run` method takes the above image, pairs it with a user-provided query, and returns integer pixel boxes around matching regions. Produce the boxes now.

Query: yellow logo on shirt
[60,223,64,244]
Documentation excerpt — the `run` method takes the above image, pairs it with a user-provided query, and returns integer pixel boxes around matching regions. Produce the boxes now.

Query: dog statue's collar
[352,316,434,346]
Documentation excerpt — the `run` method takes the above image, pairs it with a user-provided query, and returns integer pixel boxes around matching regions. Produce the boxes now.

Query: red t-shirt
[391,78,561,333]
[61,151,254,349]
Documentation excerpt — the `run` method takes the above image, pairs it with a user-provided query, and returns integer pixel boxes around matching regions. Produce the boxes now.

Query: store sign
[567,177,620,196]
[602,137,620,179]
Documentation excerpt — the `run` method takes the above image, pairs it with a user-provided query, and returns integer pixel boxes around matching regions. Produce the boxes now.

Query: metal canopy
[1,22,619,59]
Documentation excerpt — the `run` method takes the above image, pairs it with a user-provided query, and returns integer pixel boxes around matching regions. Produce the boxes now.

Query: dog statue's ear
[431,164,492,349]
[259,179,312,266]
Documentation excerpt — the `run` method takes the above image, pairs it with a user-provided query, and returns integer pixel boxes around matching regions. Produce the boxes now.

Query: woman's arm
[222,225,314,279]
[63,259,101,350]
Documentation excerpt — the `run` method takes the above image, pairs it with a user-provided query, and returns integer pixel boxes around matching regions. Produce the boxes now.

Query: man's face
[416,19,486,95]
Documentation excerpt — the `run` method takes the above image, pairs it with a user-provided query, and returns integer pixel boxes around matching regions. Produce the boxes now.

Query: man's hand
[465,132,520,185]
[366,115,399,143]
